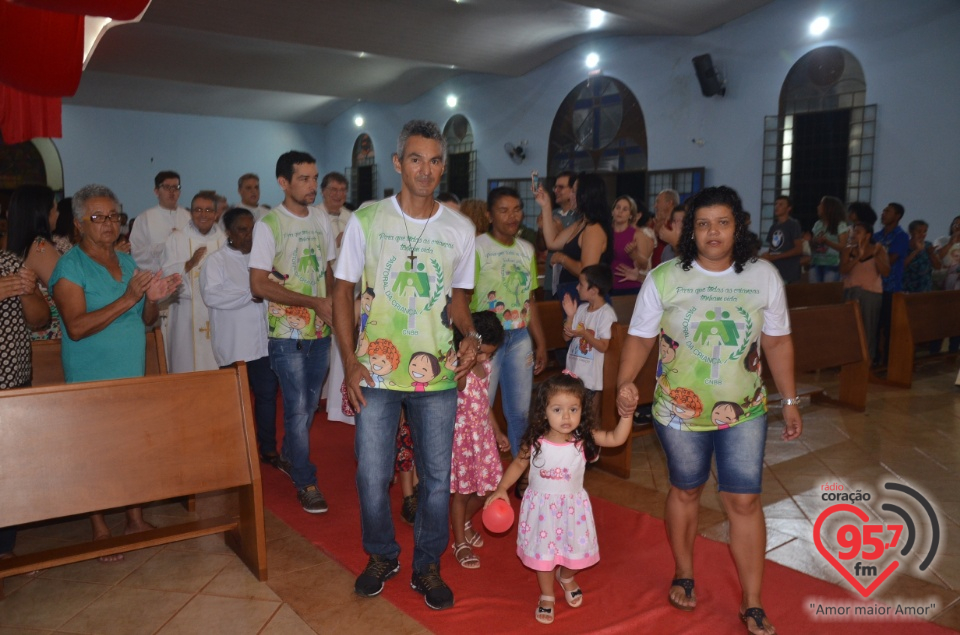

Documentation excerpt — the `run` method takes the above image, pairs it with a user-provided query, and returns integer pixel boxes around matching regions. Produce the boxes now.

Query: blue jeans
[355,387,457,573]
[247,355,280,460]
[269,337,330,491]
[654,415,767,494]
[811,264,840,283]
[487,327,534,457]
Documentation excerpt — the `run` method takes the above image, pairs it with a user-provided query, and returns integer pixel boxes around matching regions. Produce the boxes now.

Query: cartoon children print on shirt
[266,269,289,336]
[275,305,311,339]
[711,401,745,430]
[356,287,377,357]
[657,329,680,392]
[655,386,704,430]
[743,341,762,376]
[408,351,442,391]
[365,338,400,389]
[486,290,498,310]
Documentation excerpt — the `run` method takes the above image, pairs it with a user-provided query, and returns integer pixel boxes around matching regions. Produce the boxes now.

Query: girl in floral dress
[450,311,507,568]
[485,372,637,624]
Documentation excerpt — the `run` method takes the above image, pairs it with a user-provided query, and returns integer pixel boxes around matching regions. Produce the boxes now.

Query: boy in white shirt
[562,264,617,424]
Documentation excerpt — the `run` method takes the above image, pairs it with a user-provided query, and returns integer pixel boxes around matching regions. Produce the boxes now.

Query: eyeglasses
[191,207,217,215]
[87,213,122,224]
[159,184,182,191]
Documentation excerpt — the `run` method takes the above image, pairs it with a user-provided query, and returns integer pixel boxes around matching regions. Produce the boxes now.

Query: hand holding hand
[454,335,478,382]
[616,382,639,418]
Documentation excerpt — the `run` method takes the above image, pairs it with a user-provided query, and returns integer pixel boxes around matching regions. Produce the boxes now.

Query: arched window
[440,114,475,200]
[348,133,377,205]
[547,75,649,207]
[761,46,875,234]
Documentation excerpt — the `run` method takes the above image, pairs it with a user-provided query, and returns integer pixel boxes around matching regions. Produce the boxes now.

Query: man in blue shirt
[873,202,910,366]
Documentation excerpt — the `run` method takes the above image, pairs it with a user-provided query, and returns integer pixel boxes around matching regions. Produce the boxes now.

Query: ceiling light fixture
[446,95,458,108]
[354,116,364,127]
[589,9,604,29]
[809,16,830,36]
[585,52,599,69]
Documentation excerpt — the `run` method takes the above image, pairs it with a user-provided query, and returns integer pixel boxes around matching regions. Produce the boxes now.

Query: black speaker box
[692,54,725,97]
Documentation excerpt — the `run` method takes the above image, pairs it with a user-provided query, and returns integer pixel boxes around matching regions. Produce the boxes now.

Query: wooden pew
[785,281,844,308]
[887,290,960,388]
[595,323,657,479]
[31,329,167,386]
[0,365,267,586]
[764,301,869,411]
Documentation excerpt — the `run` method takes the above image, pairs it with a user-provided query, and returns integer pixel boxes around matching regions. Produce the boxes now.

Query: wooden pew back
[0,366,266,582]
[887,290,960,387]
[31,329,167,386]
[785,281,844,308]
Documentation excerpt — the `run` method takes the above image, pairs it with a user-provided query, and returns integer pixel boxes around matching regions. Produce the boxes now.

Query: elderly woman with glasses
[50,184,181,560]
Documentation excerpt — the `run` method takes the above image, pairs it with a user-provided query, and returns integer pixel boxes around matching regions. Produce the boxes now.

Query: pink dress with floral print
[517,438,599,571]
[450,360,503,495]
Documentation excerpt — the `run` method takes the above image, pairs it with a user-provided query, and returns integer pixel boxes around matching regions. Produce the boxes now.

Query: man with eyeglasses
[314,172,351,252]
[130,171,190,273]
[160,191,226,373]
[540,171,579,299]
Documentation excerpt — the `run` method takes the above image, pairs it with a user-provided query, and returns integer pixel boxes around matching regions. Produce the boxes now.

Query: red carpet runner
[262,414,953,634]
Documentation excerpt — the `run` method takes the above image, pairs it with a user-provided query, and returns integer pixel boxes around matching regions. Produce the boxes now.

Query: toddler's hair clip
[561,369,579,379]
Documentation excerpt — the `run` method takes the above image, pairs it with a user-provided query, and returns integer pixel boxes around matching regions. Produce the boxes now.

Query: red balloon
[482,499,515,533]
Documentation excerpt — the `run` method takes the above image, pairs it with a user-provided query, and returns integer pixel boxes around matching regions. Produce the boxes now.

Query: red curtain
[0,85,62,144]
[9,1,150,21]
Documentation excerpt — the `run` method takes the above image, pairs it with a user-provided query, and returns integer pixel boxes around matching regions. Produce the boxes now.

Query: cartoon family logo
[814,481,940,598]
[681,304,753,380]
[383,252,444,333]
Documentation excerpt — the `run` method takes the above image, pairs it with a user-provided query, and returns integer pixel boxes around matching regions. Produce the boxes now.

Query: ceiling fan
[504,141,527,164]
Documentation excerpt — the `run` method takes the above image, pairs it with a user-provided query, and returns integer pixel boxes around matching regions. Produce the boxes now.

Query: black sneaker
[263,455,293,481]
[400,493,418,526]
[411,563,454,610]
[354,555,400,597]
[297,485,328,514]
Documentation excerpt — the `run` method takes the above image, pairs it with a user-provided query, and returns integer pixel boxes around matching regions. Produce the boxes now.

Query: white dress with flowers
[517,438,599,571]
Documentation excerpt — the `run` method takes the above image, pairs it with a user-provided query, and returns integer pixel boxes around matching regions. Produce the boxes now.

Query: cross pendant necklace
[400,203,436,266]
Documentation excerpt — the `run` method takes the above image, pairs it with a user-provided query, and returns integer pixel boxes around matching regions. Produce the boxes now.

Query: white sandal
[555,569,583,608]
[464,521,484,547]
[535,595,555,624]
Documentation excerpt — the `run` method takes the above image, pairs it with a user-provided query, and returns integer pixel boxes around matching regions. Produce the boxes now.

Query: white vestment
[130,205,190,272]
[161,223,226,373]
[199,246,268,367]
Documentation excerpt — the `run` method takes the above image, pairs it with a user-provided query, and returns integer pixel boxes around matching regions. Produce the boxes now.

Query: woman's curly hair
[676,185,757,274]
[521,373,599,465]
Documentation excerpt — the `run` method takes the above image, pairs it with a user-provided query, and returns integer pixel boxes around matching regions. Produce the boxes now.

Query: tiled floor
[1,358,958,633]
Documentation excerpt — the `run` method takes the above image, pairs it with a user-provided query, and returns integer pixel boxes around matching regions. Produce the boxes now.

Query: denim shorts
[654,415,767,494]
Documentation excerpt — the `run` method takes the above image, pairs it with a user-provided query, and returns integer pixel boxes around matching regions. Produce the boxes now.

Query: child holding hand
[485,372,639,624]
[450,311,508,568]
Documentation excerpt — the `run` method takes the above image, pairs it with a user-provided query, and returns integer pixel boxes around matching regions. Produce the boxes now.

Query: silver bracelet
[782,396,802,406]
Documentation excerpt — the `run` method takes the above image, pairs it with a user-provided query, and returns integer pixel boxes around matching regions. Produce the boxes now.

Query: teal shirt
[49,248,146,383]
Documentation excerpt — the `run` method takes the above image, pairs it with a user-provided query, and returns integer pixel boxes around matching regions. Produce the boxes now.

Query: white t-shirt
[565,303,617,391]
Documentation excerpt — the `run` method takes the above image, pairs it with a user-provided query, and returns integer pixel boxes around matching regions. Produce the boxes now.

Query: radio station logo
[814,482,940,598]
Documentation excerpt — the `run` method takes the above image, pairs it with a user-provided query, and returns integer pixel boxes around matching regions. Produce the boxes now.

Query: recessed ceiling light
[585,52,599,69]
[589,9,604,29]
[358,51,366,58]
[354,116,364,127]
[446,95,458,108]
[810,16,830,36]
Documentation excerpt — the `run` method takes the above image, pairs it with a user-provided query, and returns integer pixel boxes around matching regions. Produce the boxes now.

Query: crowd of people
[2,117,958,634]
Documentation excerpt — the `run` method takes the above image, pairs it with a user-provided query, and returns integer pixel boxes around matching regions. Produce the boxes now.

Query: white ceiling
[67,0,773,124]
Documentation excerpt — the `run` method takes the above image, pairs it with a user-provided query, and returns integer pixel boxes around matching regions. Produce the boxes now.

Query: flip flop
[668,578,695,611]
[740,607,775,634]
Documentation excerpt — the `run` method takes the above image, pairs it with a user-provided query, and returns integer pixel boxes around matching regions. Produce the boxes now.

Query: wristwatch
[782,396,802,406]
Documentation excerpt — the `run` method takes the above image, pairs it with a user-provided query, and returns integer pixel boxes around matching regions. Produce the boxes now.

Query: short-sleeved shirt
[471,233,538,330]
[335,197,475,393]
[629,259,790,432]
[873,225,910,292]
[0,251,32,389]
[565,302,617,391]
[811,220,849,267]
[766,217,803,283]
[903,240,935,293]
[249,205,337,340]
[49,248,146,383]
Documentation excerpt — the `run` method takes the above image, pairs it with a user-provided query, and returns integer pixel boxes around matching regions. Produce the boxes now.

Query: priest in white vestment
[161,192,226,373]
[130,171,191,271]
[237,173,271,222]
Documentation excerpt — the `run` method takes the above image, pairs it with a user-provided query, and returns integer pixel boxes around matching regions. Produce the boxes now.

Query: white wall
[323,0,960,235]
[58,106,325,216]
